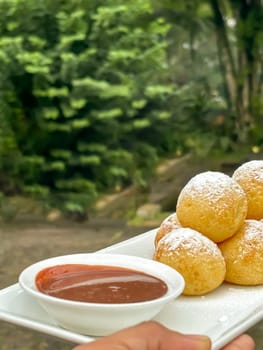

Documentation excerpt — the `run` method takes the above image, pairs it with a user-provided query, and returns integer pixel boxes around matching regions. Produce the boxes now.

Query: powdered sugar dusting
[243,220,263,240]
[161,213,181,229]
[159,228,222,258]
[222,219,263,263]
[178,171,244,207]
[233,160,263,182]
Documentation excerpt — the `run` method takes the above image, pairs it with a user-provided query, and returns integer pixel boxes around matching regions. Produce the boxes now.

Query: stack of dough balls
[154,161,263,296]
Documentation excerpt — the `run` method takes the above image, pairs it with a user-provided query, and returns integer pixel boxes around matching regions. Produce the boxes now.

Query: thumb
[73,321,211,350]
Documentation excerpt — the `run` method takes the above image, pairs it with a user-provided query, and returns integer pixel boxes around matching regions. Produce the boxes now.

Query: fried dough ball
[154,212,182,247]
[218,220,263,285]
[154,228,226,296]
[176,171,247,243]
[232,160,263,220]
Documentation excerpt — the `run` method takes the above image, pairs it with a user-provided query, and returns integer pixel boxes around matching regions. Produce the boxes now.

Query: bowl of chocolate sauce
[19,253,185,336]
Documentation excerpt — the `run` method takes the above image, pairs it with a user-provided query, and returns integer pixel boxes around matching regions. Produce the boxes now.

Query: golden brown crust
[154,228,226,296]
[232,160,263,220]
[218,220,263,285]
[154,213,181,247]
[176,171,247,243]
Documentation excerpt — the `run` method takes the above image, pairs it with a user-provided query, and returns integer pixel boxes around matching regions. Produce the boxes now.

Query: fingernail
[188,335,212,349]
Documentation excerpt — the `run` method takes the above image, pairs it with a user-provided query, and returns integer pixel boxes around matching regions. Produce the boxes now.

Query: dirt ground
[0,218,262,350]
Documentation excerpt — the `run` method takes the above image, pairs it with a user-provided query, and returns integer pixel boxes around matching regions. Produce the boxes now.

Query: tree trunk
[209,0,262,144]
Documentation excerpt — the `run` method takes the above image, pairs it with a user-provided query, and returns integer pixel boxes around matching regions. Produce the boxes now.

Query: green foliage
[0,0,261,214]
[0,0,176,211]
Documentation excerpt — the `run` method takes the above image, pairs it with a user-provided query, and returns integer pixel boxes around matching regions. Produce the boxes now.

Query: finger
[73,321,211,350]
[221,334,255,350]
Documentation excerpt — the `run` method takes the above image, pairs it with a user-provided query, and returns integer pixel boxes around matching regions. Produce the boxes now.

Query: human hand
[72,321,255,350]
[221,333,255,350]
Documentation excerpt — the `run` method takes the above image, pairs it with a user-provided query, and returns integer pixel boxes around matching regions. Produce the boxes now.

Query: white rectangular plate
[0,228,263,350]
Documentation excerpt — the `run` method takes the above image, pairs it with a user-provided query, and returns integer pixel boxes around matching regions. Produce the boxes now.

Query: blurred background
[0,0,262,349]
[0,0,262,221]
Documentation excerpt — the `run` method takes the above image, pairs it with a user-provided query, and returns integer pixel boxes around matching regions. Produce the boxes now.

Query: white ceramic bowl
[19,253,184,336]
